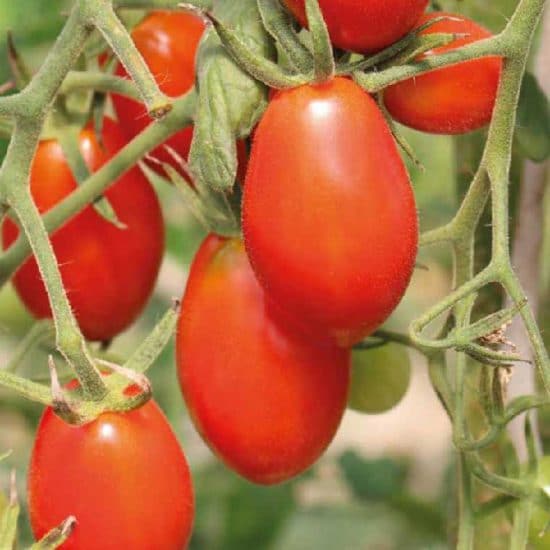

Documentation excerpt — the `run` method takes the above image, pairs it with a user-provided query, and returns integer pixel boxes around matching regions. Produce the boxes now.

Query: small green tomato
[348,344,411,414]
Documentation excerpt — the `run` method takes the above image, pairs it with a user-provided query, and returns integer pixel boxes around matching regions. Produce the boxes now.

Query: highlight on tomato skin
[243,77,418,347]
[176,234,351,485]
[383,12,503,135]
[1,118,164,342]
[28,398,195,550]
[283,0,429,53]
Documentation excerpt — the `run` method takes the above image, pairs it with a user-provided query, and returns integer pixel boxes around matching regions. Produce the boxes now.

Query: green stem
[1,7,91,118]
[6,181,107,400]
[457,454,475,550]
[60,70,140,99]
[0,369,52,405]
[305,0,334,82]
[82,0,171,117]
[354,35,504,93]
[0,92,196,286]
[208,13,309,88]
[108,303,179,394]
[509,499,532,549]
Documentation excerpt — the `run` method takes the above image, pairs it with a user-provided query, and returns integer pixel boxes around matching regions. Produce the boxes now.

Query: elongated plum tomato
[243,77,418,347]
[176,235,350,484]
[283,0,428,53]
[28,393,194,549]
[1,118,164,342]
[110,11,247,182]
[383,13,502,134]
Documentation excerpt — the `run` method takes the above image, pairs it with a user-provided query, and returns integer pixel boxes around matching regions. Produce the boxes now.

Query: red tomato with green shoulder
[28,394,194,549]
[283,0,428,53]
[383,13,502,134]
[176,235,350,485]
[243,77,418,347]
[111,11,248,183]
[1,118,164,342]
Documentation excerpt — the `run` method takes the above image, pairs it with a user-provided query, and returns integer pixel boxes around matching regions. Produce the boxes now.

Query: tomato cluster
[10,3,504,548]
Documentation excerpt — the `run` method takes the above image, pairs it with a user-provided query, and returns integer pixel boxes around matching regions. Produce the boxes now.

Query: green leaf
[221,479,295,549]
[515,72,550,163]
[190,0,275,190]
[338,450,408,501]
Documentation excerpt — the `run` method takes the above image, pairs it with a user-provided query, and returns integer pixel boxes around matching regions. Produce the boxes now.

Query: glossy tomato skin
[28,397,194,550]
[283,0,428,53]
[383,13,502,134]
[177,235,350,485]
[243,77,418,347]
[111,11,248,182]
[2,118,164,342]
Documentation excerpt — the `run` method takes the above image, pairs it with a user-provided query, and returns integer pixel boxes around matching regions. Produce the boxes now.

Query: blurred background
[0,0,548,548]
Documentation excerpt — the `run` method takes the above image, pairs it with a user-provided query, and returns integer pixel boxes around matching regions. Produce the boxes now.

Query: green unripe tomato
[529,456,550,548]
[348,344,411,414]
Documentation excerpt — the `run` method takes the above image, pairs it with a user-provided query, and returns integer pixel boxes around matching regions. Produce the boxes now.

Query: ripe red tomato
[111,11,248,182]
[283,0,428,53]
[28,395,194,549]
[383,13,502,134]
[243,77,418,347]
[2,118,164,342]
[176,235,350,484]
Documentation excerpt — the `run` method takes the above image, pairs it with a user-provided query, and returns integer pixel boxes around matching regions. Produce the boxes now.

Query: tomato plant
[28,390,194,550]
[282,0,429,53]
[243,77,418,347]
[348,344,411,414]
[383,13,502,134]
[2,118,164,342]
[176,235,350,484]
[110,10,248,182]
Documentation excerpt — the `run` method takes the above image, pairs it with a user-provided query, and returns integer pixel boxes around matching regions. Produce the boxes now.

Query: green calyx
[202,4,494,97]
